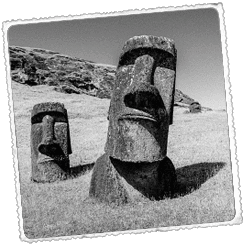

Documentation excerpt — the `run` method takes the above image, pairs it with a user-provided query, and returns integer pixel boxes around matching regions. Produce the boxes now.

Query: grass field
[11,81,235,239]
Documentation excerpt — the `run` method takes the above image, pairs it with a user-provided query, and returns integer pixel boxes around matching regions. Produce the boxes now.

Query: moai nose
[133,54,155,85]
[124,55,164,112]
[38,115,59,155]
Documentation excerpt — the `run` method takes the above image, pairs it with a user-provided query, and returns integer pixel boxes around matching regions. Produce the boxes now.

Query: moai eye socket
[118,48,148,67]
[31,112,68,124]
[31,102,68,124]
[118,48,176,71]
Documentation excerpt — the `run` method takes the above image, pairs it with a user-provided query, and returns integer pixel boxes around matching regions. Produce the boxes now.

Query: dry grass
[11,82,235,239]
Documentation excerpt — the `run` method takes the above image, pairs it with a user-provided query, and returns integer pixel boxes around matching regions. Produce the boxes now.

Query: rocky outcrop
[174,89,195,105]
[8,46,203,107]
[9,46,115,99]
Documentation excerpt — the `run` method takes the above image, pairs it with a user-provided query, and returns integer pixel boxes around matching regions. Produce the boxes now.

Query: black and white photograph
[1,1,243,244]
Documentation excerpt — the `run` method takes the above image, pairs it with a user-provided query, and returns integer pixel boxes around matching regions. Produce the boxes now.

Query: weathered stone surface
[31,102,72,182]
[89,154,129,205]
[8,45,200,107]
[119,35,176,59]
[189,101,202,113]
[89,35,177,204]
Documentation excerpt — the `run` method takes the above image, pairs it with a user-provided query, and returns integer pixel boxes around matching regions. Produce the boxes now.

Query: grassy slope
[11,82,235,239]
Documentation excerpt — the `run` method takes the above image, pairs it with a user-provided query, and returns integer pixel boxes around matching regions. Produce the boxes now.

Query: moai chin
[89,35,177,204]
[31,102,72,182]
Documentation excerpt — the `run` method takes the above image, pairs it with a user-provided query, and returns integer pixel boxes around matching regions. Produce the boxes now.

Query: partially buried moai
[189,101,201,113]
[31,102,72,182]
[89,35,177,204]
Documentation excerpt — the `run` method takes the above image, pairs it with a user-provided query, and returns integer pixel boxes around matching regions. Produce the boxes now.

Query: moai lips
[31,102,72,182]
[90,35,177,204]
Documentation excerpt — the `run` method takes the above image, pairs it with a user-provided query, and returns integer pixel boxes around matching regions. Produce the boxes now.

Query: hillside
[8,45,207,109]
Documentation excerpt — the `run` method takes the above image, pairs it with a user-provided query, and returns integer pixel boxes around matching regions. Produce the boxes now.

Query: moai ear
[67,116,72,155]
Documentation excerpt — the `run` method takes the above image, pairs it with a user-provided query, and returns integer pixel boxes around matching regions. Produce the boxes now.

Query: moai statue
[189,101,201,113]
[31,102,72,182]
[89,35,177,204]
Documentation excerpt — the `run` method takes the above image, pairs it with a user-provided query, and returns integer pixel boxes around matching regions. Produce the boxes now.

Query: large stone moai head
[31,102,72,182]
[90,36,177,204]
[105,35,177,162]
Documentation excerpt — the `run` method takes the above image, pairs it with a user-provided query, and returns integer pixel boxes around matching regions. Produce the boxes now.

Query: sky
[7,7,226,110]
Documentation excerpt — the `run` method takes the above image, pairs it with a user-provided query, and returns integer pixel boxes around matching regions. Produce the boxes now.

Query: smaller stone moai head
[105,35,177,163]
[189,101,201,113]
[31,102,72,182]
